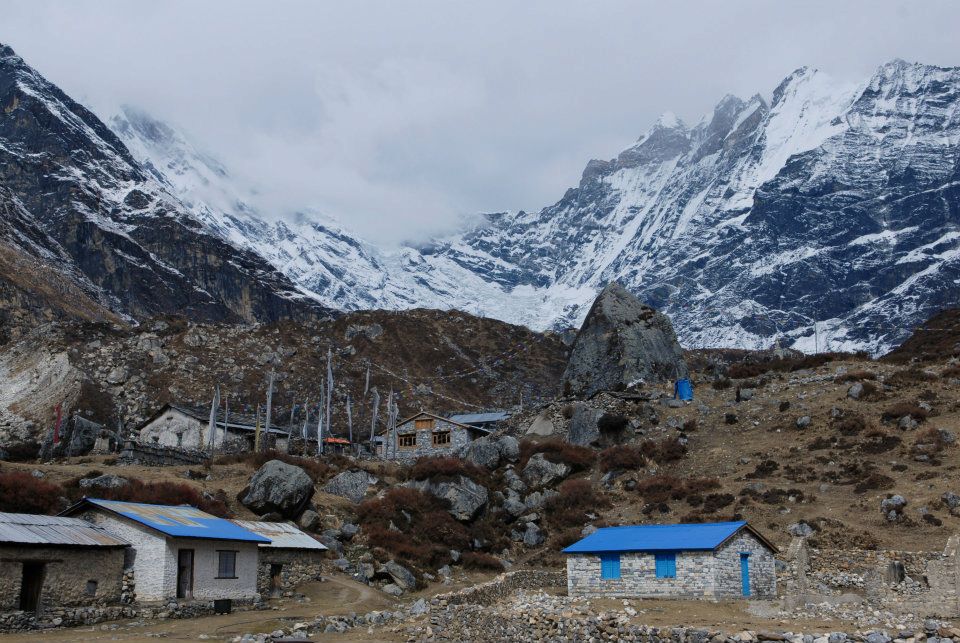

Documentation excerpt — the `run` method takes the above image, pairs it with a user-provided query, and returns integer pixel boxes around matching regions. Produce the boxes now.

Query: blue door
[740,553,750,597]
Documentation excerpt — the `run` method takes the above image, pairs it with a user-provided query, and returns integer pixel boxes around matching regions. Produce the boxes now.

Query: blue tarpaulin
[674,378,693,401]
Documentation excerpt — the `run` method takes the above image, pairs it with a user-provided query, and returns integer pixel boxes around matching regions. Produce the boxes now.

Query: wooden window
[398,434,417,449]
[217,550,238,579]
[432,431,451,446]
[414,418,435,430]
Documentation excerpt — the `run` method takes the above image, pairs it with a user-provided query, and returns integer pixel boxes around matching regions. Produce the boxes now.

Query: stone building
[230,520,328,597]
[383,411,491,461]
[63,499,269,604]
[135,404,297,452]
[564,521,777,599]
[0,513,128,615]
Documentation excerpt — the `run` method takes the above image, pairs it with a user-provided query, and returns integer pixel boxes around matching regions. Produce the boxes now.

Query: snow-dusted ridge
[107,61,960,355]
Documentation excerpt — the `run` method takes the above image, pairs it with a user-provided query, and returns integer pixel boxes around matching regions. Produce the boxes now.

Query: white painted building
[135,404,296,451]
[63,499,269,604]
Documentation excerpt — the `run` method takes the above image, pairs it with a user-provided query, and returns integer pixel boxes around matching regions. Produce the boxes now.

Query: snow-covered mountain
[109,60,960,354]
[0,43,327,327]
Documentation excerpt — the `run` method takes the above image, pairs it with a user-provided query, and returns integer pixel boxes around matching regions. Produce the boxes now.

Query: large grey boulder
[522,453,571,488]
[568,404,602,446]
[324,470,379,504]
[404,475,489,521]
[79,474,129,490]
[563,283,688,397]
[383,560,416,590]
[241,460,314,519]
[526,414,556,437]
[458,435,521,469]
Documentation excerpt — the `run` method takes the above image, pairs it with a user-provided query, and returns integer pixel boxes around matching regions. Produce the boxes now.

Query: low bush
[598,445,646,473]
[745,460,779,479]
[357,488,469,569]
[85,479,230,517]
[860,430,901,454]
[409,456,487,484]
[854,473,895,494]
[835,370,877,383]
[942,365,960,379]
[519,439,596,471]
[702,493,735,513]
[543,479,609,529]
[461,552,504,571]
[635,475,719,504]
[682,419,698,432]
[0,471,64,514]
[638,437,687,463]
[887,368,937,388]
[834,413,869,436]
[214,449,331,482]
[711,377,732,390]
[911,428,951,458]
[881,402,928,423]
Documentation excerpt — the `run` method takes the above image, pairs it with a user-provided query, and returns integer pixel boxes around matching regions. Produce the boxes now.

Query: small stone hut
[135,404,296,452]
[62,499,269,604]
[564,521,777,599]
[230,521,328,597]
[383,411,491,461]
[0,513,128,615]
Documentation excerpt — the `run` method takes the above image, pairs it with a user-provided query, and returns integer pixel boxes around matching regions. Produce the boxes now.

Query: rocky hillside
[0,43,327,334]
[0,309,568,449]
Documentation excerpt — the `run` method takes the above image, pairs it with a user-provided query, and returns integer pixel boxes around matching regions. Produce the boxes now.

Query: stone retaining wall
[434,569,566,606]
[118,440,210,466]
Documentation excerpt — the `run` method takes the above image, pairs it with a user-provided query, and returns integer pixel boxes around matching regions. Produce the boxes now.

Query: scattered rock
[796,415,812,429]
[79,474,129,490]
[522,453,571,488]
[847,383,864,400]
[880,494,908,522]
[526,414,556,437]
[405,475,489,521]
[567,404,602,446]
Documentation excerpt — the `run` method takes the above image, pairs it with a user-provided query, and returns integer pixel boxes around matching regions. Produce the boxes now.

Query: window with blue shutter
[599,553,621,580]
[655,552,676,578]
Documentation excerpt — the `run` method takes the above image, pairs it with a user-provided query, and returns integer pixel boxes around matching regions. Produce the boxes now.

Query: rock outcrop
[563,283,688,397]
[241,460,314,519]
[323,470,379,504]
[404,475,489,521]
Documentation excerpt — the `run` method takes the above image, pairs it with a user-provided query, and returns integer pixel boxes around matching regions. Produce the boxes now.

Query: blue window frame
[655,552,676,578]
[599,553,621,580]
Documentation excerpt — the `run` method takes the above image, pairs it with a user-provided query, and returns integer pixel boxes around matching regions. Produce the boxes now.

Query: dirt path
[0,576,399,643]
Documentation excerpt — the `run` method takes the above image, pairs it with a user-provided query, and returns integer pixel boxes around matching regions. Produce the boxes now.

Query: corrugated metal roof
[75,499,270,543]
[449,412,510,425]
[230,520,328,550]
[0,512,128,547]
[563,521,748,553]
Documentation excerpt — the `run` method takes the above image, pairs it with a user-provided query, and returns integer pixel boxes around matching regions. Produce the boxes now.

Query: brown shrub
[912,428,951,458]
[887,368,937,388]
[543,479,609,529]
[598,445,645,473]
[860,431,902,454]
[834,413,869,436]
[597,413,629,433]
[519,439,596,471]
[942,365,960,379]
[88,479,230,517]
[711,377,732,390]
[461,552,504,571]
[561,404,575,419]
[639,437,687,463]
[409,457,487,484]
[0,471,64,514]
[682,419,698,432]
[635,475,718,504]
[835,370,877,383]
[854,473,895,494]
[702,493,735,513]
[746,460,779,479]
[881,402,929,423]
[551,527,586,549]
[214,450,332,482]
[357,488,469,568]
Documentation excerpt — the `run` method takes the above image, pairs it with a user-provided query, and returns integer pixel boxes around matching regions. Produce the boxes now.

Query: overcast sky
[5,1,960,244]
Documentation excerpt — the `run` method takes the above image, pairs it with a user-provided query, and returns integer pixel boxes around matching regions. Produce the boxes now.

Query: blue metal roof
[449,412,510,425]
[77,499,270,543]
[563,521,748,554]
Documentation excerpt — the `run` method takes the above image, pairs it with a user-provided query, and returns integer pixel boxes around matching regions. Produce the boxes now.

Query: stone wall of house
[79,510,172,602]
[173,538,260,602]
[118,440,210,466]
[0,546,126,611]
[713,531,777,599]
[139,410,206,449]
[390,418,474,462]
[255,549,327,596]
[780,536,960,617]
[567,550,718,598]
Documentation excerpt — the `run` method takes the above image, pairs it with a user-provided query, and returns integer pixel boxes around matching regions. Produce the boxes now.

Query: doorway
[19,562,45,613]
[176,549,194,599]
[270,563,283,597]
[739,553,751,597]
